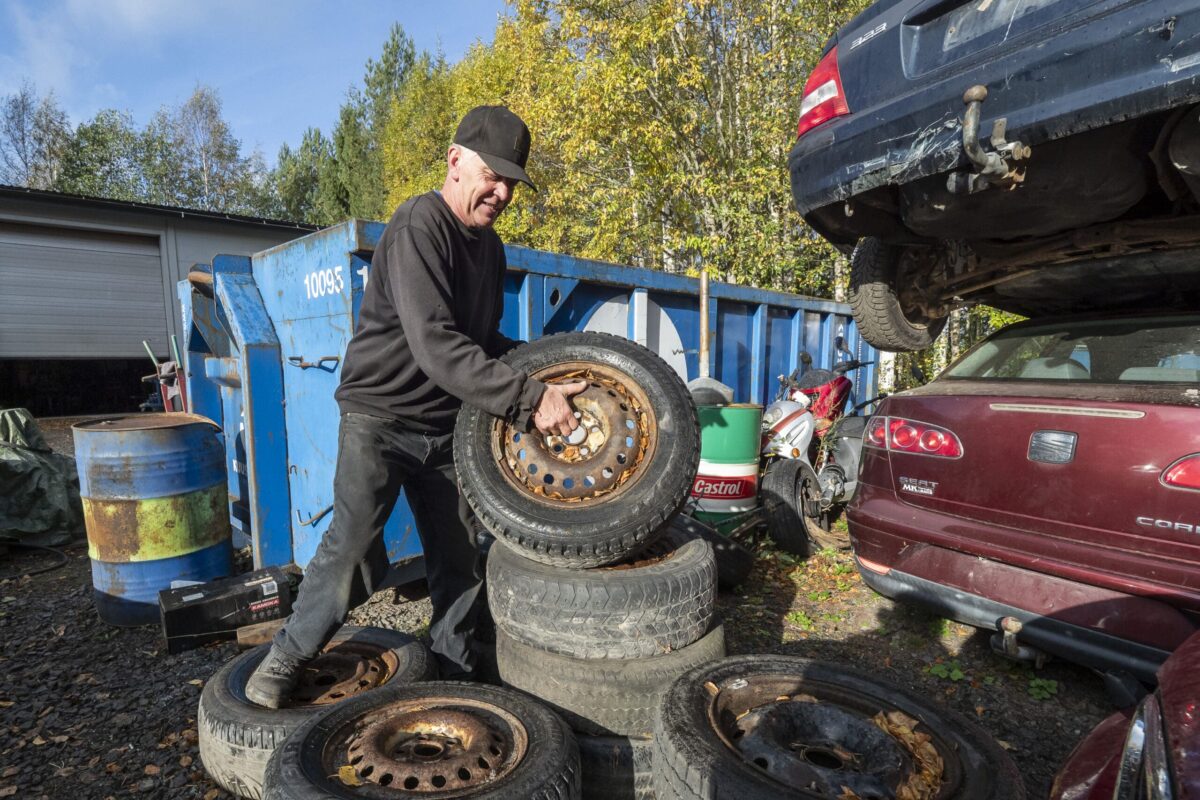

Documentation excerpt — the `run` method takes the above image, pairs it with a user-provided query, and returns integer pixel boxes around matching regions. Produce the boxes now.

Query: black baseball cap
[453,105,537,191]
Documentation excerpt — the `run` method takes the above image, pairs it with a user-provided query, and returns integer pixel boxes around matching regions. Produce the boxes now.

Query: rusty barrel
[72,414,232,626]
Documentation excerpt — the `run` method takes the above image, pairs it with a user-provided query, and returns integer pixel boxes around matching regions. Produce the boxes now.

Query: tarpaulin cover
[0,408,83,545]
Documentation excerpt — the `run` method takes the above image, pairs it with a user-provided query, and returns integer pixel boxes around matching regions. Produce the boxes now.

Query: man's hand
[532,380,589,436]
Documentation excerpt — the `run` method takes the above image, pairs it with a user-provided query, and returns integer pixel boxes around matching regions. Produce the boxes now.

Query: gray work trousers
[273,411,484,678]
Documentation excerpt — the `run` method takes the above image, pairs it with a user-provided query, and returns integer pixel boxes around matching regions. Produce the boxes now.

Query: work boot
[245,646,308,709]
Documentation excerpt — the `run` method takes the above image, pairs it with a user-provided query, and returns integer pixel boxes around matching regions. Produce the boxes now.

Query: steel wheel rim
[287,641,400,707]
[492,362,658,507]
[704,673,956,798]
[324,696,528,795]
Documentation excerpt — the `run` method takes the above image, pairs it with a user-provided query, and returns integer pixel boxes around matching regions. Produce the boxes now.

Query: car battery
[159,567,297,654]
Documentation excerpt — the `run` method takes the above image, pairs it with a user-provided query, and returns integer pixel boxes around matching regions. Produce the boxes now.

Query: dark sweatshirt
[336,192,545,433]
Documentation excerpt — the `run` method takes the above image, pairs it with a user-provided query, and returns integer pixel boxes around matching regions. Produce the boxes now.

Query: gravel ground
[0,417,1113,798]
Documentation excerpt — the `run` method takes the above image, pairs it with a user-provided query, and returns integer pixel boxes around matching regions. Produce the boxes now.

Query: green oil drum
[73,414,233,626]
[689,404,763,533]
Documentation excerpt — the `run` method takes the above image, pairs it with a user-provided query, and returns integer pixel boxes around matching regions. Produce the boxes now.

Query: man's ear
[446,145,461,180]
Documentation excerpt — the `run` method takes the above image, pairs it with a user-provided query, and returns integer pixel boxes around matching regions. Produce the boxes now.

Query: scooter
[758,341,880,555]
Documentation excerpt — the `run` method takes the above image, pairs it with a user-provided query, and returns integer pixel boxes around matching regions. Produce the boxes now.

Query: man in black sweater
[246,106,585,707]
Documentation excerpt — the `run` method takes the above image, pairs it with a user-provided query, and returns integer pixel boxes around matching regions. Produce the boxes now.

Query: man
[246,105,586,708]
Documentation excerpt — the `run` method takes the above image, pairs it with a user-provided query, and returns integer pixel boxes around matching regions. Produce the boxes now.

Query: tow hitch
[947,85,1032,194]
[990,616,1048,668]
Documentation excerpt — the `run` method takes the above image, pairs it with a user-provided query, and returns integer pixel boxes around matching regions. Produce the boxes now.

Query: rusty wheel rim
[334,697,527,793]
[493,362,657,507]
[704,674,957,798]
[287,641,400,707]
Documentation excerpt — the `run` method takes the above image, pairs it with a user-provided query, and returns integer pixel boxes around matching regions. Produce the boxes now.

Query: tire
[487,527,716,659]
[455,332,700,568]
[654,654,1024,800]
[497,625,725,737]
[669,514,753,591]
[263,681,580,800]
[577,734,655,800]
[198,627,436,799]
[849,237,948,353]
[760,459,845,556]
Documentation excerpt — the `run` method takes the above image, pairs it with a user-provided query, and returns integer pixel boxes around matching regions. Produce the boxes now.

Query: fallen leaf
[0,768,15,778]
[975,706,985,717]
[0,786,17,797]
[0,701,12,708]
[105,763,121,774]
[996,739,1014,751]
[50,735,68,744]
[337,765,362,786]
[32,735,46,746]
[204,790,221,800]
[179,755,193,768]
[143,764,160,776]
[187,679,203,687]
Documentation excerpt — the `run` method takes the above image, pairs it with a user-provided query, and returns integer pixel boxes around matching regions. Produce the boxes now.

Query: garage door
[0,221,166,358]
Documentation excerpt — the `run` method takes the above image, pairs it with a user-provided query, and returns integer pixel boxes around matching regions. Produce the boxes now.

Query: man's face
[455,149,516,229]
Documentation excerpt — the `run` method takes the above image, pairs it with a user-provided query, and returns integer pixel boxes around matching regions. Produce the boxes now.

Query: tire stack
[454,332,725,799]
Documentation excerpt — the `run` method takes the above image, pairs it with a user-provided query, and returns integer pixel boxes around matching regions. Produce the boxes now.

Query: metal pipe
[698,270,710,379]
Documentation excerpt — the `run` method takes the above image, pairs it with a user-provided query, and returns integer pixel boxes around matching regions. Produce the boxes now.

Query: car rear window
[943,316,1200,384]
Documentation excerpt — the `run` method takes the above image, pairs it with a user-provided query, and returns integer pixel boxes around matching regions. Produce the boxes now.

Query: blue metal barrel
[72,414,233,626]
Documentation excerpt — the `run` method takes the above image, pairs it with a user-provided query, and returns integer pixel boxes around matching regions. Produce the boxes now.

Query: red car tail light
[864,416,963,458]
[796,46,850,138]
[1163,454,1200,491]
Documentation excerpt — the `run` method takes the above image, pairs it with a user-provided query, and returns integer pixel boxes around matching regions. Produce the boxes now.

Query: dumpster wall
[178,220,877,572]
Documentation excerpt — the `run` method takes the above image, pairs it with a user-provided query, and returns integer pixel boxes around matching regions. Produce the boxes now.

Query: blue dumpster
[178,221,876,574]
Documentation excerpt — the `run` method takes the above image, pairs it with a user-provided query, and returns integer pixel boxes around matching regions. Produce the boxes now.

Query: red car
[849,311,1200,690]
[1051,627,1200,798]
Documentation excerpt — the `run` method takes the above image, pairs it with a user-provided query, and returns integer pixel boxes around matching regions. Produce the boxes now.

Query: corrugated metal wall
[0,221,166,358]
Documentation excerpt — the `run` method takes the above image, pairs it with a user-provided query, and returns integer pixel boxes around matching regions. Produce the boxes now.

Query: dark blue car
[789,0,1200,352]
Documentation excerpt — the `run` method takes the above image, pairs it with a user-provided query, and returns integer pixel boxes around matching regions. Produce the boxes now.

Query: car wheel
[455,331,700,568]
[655,655,1024,800]
[198,627,436,799]
[761,459,846,556]
[670,513,754,590]
[576,734,655,800]
[849,237,948,353]
[263,681,581,800]
[487,526,716,660]
[496,625,725,736]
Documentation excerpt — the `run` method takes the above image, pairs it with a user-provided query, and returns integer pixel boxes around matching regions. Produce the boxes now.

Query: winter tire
[849,238,947,353]
[654,654,1024,800]
[487,526,716,659]
[577,734,655,800]
[198,627,435,799]
[263,681,581,800]
[669,514,753,591]
[455,332,700,568]
[761,459,846,556]
[497,625,725,737]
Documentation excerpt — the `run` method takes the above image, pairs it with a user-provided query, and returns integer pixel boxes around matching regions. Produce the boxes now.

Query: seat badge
[1029,431,1077,464]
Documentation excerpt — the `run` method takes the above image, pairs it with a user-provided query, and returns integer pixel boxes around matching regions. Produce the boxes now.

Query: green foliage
[56,109,145,200]
[376,0,871,289]
[785,610,814,630]
[927,660,967,681]
[1027,677,1058,701]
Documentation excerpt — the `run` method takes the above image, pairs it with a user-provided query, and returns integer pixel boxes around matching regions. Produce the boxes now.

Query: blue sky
[0,0,510,166]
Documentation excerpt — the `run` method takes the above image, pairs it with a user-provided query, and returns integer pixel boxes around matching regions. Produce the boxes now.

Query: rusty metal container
[72,414,232,626]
